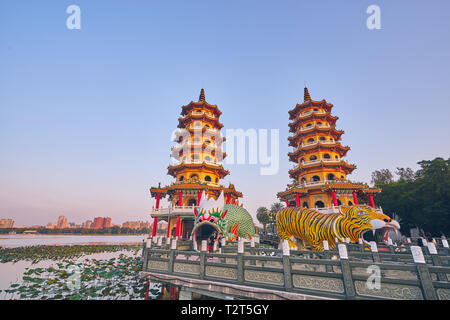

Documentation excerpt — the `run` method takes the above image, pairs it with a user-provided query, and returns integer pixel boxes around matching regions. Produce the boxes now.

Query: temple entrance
[188,199,197,206]
[193,223,219,251]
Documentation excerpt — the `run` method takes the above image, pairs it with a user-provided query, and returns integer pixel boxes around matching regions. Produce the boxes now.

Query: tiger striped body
[276,205,399,251]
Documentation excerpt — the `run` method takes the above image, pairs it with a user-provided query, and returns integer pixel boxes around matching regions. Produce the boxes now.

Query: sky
[1,0,450,226]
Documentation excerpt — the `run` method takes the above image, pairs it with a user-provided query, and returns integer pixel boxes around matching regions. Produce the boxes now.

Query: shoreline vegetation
[0,227,153,235]
[0,244,162,300]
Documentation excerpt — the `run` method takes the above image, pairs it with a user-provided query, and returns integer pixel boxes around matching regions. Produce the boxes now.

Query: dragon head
[338,205,400,244]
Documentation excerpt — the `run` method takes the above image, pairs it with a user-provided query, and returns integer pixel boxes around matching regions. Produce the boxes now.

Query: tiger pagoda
[277,87,381,213]
[149,89,243,239]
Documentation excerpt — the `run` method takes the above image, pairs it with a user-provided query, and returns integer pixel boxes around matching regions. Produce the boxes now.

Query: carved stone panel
[147,260,168,271]
[292,275,344,293]
[354,280,423,300]
[174,262,199,275]
[436,288,450,300]
[205,266,237,280]
[244,270,284,286]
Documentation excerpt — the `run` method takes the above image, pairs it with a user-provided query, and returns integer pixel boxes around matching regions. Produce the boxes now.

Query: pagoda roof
[288,144,350,162]
[288,113,339,133]
[180,89,222,117]
[288,161,356,179]
[178,113,224,129]
[276,180,378,200]
[288,127,344,147]
[167,162,230,179]
[288,88,334,120]
[150,179,243,198]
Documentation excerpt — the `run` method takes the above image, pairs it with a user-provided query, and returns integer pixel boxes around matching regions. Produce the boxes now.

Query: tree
[256,207,270,234]
[375,157,450,236]
[395,167,415,182]
[371,169,394,185]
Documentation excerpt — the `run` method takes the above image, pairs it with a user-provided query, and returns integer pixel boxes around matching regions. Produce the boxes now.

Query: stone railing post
[168,239,177,274]
[441,237,449,255]
[427,243,447,282]
[282,240,293,291]
[370,241,381,263]
[237,238,244,283]
[411,246,437,300]
[199,240,207,279]
[338,243,356,299]
[323,240,333,273]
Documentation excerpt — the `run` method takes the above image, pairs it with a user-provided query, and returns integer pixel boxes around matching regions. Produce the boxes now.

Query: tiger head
[338,205,400,244]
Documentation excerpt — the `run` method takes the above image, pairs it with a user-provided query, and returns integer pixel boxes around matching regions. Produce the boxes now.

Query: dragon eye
[357,211,365,216]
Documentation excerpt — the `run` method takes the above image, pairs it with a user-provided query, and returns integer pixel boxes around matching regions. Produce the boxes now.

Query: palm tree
[269,202,284,233]
[256,207,270,234]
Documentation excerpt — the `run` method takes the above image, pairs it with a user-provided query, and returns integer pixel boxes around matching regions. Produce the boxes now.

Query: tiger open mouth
[361,221,400,245]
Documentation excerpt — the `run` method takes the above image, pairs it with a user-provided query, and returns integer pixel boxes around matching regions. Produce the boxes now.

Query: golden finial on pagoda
[199,88,205,102]
[304,87,311,102]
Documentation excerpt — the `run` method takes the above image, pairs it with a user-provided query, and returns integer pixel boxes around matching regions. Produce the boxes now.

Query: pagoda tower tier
[149,89,243,240]
[277,88,381,213]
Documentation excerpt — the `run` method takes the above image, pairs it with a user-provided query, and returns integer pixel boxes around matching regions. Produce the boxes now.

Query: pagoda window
[324,153,331,159]
[315,201,325,208]
[204,176,211,182]
[335,155,339,160]
[317,122,322,126]
[300,177,307,184]
[314,109,319,112]
[205,124,211,128]
[348,201,353,206]
[340,175,345,179]
[319,136,326,141]
[306,123,313,128]
[307,138,314,143]
[302,202,309,208]
[309,155,317,161]
[190,174,199,180]
[311,175,320,182]
[188,199,197,206]
[215,177,219,183]
[179,176,184,182]
[327,173,335,180]
[300,158,305,164]
[204,156,211,162]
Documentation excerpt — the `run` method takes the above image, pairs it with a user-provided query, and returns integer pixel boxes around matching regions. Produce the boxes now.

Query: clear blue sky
[1,1,450,226]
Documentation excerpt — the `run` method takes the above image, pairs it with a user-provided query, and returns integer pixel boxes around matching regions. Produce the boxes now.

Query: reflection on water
[0,234,146,248]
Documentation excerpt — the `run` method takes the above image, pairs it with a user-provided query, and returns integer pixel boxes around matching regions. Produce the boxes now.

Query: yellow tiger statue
[276,205,400,251]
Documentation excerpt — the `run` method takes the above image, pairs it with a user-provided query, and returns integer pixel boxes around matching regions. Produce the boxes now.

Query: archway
[302,202,309,208]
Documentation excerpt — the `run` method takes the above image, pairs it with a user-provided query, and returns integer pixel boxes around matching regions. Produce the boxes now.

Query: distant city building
[0,219,15,228]
[92,217,112,229]
[82,220,92,229]
[56,215,68,229]
[121,221,150,230]
[103,217,111,229]
[46,222,57,229]
[92,217,104,229]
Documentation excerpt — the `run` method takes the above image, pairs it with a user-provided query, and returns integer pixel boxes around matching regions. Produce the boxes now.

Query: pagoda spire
[304,87,311,102]
[199,88,206,102]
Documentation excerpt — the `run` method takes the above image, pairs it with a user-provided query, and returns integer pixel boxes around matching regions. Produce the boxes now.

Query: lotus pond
[0,245,162,300]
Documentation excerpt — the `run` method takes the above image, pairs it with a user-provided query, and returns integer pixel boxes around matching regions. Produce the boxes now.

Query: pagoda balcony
[191,110,216,118]
[151,205,199,217]
[173,159,223,166]
[299,123,330,132]
[297,159,342,167]
[298,110,326,118]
